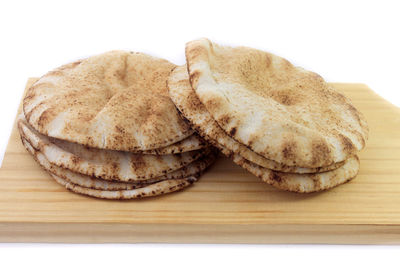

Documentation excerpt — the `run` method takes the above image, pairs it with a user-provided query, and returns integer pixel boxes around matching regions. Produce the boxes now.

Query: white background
[0,0,399,266]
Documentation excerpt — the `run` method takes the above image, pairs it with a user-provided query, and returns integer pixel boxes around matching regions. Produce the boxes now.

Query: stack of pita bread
[19,40,369,197]
[19,51,217,199]
[168,38,368,193]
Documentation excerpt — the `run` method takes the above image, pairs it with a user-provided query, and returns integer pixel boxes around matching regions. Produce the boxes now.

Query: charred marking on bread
[271,172,282,183]
[229,127,237,136]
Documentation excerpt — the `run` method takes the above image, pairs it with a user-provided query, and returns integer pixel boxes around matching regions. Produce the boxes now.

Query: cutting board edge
[1,222,399,244]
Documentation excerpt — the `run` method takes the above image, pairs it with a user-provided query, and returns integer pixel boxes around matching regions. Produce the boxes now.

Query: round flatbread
[211,138,359,193]
[51,173,195,200]
[185,39,368,168]
[23,50,193,152]
[232,153,359,193]
[138,133,207,155]
[168,65,344,173]
[21,137,218,190]
[19,116,209,182]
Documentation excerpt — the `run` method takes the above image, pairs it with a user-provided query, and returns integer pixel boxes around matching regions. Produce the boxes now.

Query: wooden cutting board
[0,79,399,244]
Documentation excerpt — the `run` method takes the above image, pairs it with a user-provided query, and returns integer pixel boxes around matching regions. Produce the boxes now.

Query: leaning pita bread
[23,50,193,152]
[138,133,207,155]
[21,137,217,190]
[19,116,208,182]
[168,65,344,173]
[232,153,359,193]
[51,173,196,200]
[210,137,359,193]
[186,39,368,168]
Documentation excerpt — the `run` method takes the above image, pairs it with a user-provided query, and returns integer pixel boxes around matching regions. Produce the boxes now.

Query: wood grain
[0,79,399,243]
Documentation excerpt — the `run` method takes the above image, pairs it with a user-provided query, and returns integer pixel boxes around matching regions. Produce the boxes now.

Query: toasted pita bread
[23,51,193,152]
[51,173,195,199]
[186,39,368,168]
[168,65,344,173]
[232,153,359,193]
[21,137,217,190]
[19,116,209,182]
[210,138,359,193]
[138,133,207,155]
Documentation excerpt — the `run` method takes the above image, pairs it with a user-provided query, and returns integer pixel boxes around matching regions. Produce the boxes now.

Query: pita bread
[185,39,368,168]
[51,173,195,200]
[21,137,217,190]
[19,116,209,182]
[233,154,359,193]
[208,137,359,193]
[168,65,344,173]
[23,50,193,152]
[138,133,207,155]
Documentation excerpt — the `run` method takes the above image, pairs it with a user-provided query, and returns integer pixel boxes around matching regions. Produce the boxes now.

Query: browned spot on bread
[24,104,39,122]
[110,162,120,174]
[71,155,81,165]
[46,70,65,76]
[205,99,221,109]
[229,127,237,136]
[268,89,304,106]
[217,114,231,127]
[169,185,177,191]
[37,108,56,129]
[281,141,297,162]
[346,103,361,122]
[269,89,302,106]
[359,133,366,147]
[271,172,282,183]
[338,133,355,153]
[189,70,201,86]
[311,140,331,166]
[114,125,125,134]
[186,43,208,61]
[130,155,147,171]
